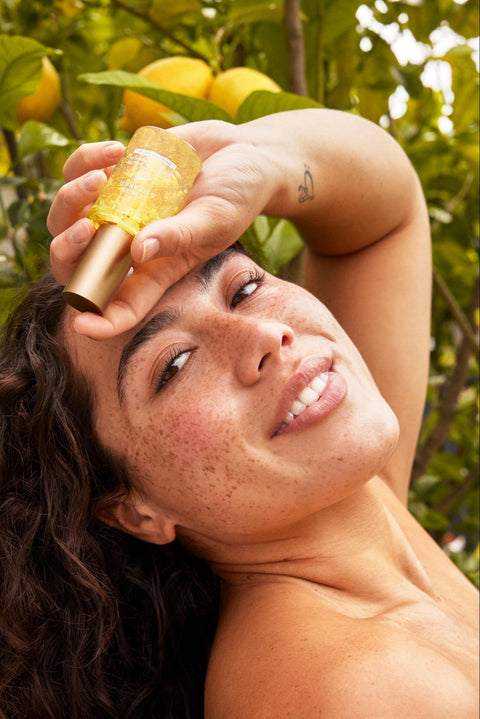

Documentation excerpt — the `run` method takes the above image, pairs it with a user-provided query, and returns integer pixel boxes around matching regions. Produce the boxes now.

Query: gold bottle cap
[62,224,133,314]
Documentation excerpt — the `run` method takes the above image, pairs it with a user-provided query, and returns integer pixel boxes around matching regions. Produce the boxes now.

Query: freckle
[336,457,344,462]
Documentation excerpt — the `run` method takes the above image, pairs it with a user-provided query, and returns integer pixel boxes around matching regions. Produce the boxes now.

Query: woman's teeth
[283,372,329,425]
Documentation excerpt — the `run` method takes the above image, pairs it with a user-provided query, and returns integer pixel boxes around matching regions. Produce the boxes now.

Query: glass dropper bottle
[63,126,202,314]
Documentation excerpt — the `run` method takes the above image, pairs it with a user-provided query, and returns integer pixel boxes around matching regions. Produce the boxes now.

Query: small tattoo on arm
[298,164,314,203]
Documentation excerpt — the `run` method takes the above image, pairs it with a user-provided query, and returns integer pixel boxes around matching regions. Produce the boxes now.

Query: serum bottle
[62,126,202,314]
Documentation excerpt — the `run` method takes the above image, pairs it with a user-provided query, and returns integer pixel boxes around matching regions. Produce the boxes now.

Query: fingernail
[69,219,91,244]
[82,171,105,192]
[104,141,125,162]
[141,238,160,263]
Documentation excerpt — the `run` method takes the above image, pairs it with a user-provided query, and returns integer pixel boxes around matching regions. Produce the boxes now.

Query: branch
[433,268,479,355]
[59,100,83,142]
[2,128,18,167]
[412,275,479,480]
[1,129,29,200]
[430,170,477,354]
[111,0,211,63]
[284,0,308,96]
[433,459,479,517]
[412,329,472,480]
[443,171,474,215]
[315,0,326,103]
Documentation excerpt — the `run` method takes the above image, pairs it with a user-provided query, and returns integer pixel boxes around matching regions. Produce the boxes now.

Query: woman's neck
[208,479,435,611]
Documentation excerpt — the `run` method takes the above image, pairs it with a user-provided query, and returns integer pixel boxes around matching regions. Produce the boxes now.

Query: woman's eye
[158,350,191,391]
[231,273,265,308]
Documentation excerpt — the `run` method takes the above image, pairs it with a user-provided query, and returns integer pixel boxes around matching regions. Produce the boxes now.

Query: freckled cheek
[271,289,332,331]
[128,392,239,476]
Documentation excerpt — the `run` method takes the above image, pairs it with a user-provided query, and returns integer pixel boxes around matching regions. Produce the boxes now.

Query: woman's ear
[96,492,176,545]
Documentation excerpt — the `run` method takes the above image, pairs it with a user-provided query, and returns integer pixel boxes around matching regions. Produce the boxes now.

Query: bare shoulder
[205,583,478,719]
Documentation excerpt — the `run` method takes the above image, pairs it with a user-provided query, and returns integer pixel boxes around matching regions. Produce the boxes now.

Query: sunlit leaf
[0,35,56,130]
[263,219,304,272]
[17,121,72,160]
[149,0,202,26]
[79,70,232,123]
[235,90,322,124]
[323,0,358,46]
[445,45,479,135]
[226,0,284,26]
[107,38,144,71]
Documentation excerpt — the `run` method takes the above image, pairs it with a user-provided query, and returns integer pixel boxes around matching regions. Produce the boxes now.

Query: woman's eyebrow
[116,247,245,403]
[117,308,180,403]
[195,245,241,291]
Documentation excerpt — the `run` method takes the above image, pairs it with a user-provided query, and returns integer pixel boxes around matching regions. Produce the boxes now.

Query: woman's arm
[48,110,431,501]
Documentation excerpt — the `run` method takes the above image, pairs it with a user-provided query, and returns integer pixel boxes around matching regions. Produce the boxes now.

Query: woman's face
[67,249,399,547]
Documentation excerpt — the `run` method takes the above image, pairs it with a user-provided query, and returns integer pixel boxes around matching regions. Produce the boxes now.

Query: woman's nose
[228,317,294,385]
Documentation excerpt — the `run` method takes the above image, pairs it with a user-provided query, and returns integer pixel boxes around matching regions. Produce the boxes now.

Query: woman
[1,110,478,718]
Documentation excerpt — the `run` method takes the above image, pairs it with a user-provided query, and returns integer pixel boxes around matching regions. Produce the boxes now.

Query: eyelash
[230,268,266,308]
[156,267,267,392]
[156,346,191,392]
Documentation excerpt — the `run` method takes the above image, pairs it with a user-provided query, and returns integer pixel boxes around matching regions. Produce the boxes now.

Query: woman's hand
[49,109,423,342]
[48,121,280,340]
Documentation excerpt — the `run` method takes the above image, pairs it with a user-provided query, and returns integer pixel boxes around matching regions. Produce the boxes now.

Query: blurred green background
[0,0,478,584]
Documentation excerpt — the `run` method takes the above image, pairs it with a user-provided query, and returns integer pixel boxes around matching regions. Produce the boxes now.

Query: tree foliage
[0,0,478,584]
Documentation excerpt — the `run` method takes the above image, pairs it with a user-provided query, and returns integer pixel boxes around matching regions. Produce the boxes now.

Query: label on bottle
[133,147,177,171]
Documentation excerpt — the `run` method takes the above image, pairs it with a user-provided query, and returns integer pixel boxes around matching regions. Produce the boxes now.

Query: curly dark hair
[0,273,220,719]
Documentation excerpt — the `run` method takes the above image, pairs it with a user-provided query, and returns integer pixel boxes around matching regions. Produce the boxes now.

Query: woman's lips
[272,356,347,436]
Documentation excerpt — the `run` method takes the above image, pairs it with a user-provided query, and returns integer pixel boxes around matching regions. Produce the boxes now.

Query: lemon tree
[120,56,213,131]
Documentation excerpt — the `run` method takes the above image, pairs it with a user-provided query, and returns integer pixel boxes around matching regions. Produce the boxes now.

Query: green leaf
[239,222,273,271]
[323,0,359,47]
[226,0,284,26]
[263,219,304,273]
[413,474,443,499]
[445,1,480,40]
[445,45,479,135]
[106,38,144,71]
[17,121,72,160]
[149,0,202,26]
[235,90,323,124]
[240,216,304,273]
[408,501,450,531]
[0,35,56,130]
[391,64,424,100]
[79,70,232,124]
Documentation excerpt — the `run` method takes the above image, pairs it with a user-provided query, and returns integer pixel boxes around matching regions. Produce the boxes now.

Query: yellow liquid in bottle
[63,126,201,314]
[90,127,202,236]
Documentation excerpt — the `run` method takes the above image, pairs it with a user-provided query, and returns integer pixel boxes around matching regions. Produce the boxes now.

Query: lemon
[207,67,281,118]
[120,56,213,132]
[16,57,61,125]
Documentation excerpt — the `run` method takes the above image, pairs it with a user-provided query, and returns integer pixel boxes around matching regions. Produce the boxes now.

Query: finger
[130,197,234,263]
[47,170,107,236]
[50,218,96,285]
[70,256,192,340]
[166,121,238,160]
[63,141,125,182]
[131,180,263,265]
[129,144,267,264]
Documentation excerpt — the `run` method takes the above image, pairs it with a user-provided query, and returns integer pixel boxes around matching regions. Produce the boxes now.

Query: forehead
[64,247,252,401]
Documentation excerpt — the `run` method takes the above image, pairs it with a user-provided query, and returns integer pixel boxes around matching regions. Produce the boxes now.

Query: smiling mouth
[281,371,329,429]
